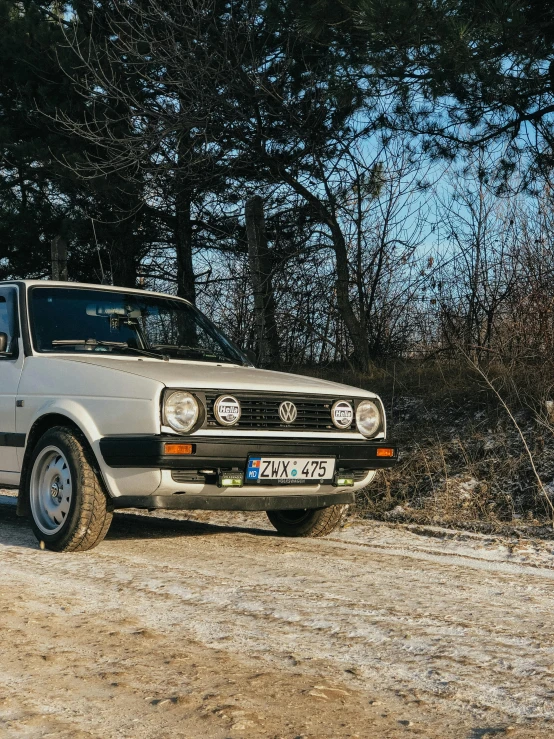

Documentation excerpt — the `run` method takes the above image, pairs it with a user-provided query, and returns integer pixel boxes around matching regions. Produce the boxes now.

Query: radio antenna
[91,218,108,284]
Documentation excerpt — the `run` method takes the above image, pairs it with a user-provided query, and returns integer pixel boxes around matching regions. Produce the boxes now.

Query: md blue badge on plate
[247,458,262,480]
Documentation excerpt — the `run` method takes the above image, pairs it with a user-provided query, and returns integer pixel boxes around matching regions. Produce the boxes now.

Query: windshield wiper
[151,344,237,364]
[52,339,169,361]
[121,345,169,361]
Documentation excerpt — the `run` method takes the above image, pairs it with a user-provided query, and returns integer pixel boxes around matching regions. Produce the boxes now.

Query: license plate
[246,456,335,485]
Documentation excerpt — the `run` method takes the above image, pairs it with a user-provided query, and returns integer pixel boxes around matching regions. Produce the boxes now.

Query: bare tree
[50,0,234,302]
[245,196,280,366]
[434,151,520,361]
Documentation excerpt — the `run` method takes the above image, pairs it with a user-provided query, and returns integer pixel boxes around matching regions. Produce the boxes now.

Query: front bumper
[99,434,398,470]
[112,491,356,511]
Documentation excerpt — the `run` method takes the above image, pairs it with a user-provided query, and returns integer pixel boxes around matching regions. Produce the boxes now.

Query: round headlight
[356,400,381,438]
[164,391,199,433]
[214,395,241,426]
[331,400,354,429]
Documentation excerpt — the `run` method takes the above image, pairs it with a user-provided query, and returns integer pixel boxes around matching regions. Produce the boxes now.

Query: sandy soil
[1,494,553,738]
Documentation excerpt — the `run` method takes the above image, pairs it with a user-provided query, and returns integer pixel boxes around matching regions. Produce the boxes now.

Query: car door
[0,285,24,479]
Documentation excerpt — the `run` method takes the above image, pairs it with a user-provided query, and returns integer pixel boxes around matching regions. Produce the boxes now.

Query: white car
[0,281,397,551]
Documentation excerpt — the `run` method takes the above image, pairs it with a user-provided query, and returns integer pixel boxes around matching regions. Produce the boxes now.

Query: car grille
[203,392,357,432]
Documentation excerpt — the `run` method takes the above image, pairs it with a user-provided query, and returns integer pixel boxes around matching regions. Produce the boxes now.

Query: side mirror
[0,333,7,354]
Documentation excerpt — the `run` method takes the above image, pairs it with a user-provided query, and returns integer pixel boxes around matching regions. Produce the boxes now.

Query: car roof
[1,280,192,304]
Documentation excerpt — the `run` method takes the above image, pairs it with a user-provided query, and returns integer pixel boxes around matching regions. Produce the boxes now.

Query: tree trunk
[270,163,369,370]
[245,195,280,366]
[51,236,68,281]
[175,122,195,304]
[175,189,195,304]
[111,236,139,288]
[116,249,139,288]
[330,222,370,370]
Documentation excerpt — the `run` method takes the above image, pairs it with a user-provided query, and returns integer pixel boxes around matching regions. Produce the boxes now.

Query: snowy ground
[1,493,553,738]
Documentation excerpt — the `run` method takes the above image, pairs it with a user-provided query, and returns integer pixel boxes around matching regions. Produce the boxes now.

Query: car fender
[18,398,162,512]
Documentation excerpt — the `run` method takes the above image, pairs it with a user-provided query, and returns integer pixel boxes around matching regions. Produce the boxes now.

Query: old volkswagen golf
[0,281,397,551]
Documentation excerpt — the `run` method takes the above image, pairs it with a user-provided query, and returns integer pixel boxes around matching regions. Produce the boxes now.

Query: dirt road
[0,494,553,738]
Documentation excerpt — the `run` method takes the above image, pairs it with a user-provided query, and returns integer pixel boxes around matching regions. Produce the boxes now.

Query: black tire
[266,504,347,538]
[27,426,113,552]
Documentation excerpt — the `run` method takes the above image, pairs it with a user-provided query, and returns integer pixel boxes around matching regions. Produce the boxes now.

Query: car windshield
[30,286,249,366]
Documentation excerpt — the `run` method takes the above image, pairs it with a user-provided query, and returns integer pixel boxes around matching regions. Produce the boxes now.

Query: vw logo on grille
[278,400,298,424]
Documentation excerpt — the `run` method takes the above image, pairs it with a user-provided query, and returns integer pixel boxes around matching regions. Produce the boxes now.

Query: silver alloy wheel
[30,445,73,535]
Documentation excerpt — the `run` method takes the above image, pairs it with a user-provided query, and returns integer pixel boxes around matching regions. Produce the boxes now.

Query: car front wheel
[266,505,347,538]
[27,427,113,552]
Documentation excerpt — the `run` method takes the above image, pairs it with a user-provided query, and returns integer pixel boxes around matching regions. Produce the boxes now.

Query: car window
[0,297,9,335]
[0,289,19,357]
[30,286,249,365]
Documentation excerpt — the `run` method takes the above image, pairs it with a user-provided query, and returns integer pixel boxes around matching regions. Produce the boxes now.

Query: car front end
[99,378,397,512]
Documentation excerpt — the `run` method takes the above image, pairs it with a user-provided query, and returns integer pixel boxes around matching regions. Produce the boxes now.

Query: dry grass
[296,358,554,527]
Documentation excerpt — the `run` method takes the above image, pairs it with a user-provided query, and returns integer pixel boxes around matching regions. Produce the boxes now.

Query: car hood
[54,355,377,398]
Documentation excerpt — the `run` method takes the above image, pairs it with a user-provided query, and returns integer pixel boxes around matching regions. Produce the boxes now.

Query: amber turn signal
[376,447,394,458]
[164,443,194,455]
